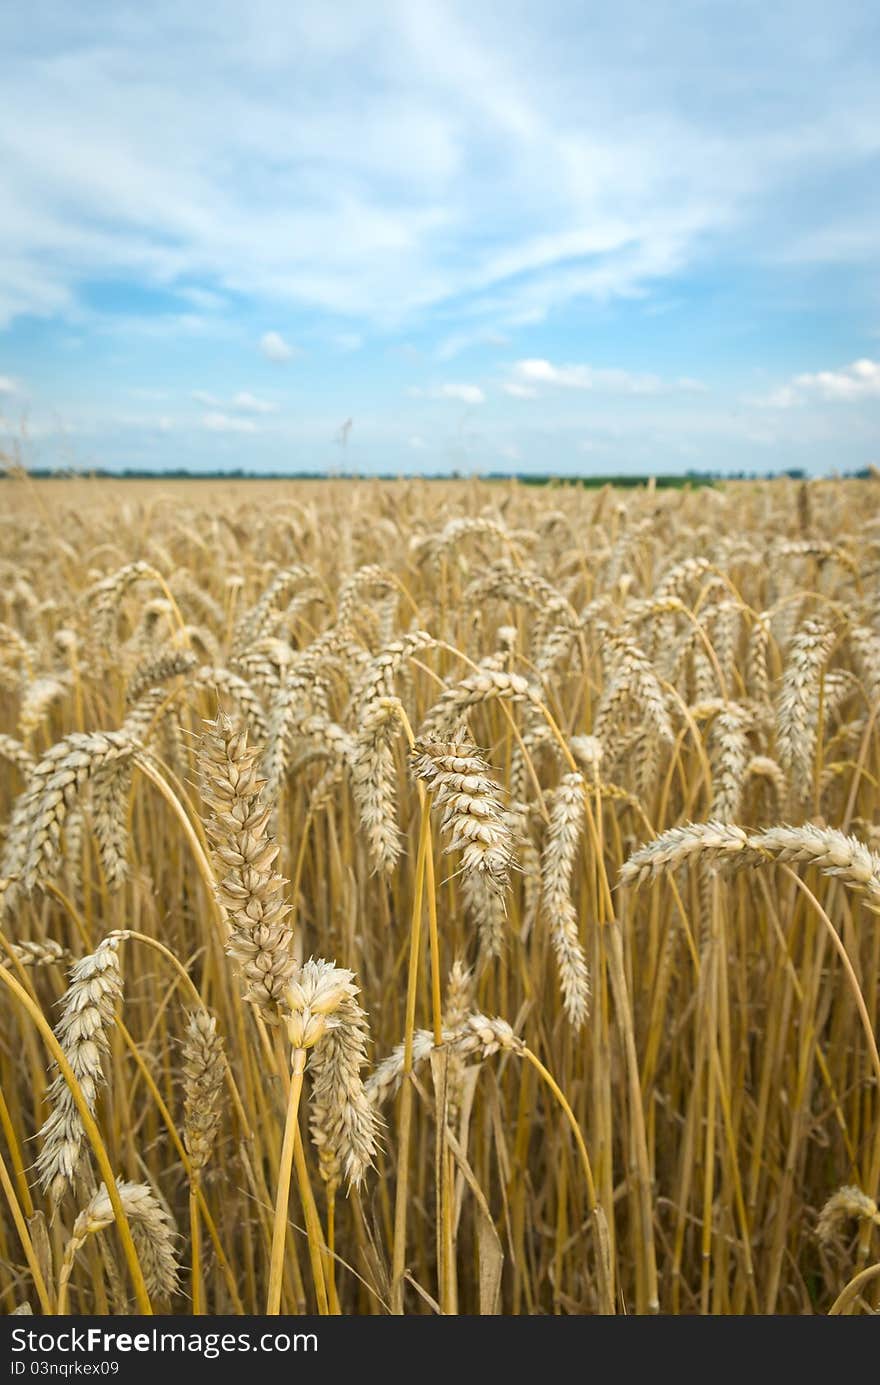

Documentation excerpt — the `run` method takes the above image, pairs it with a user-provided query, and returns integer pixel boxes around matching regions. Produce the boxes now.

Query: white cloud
[103,412,177,434]
[260,331,295,362]
[758,385,799,409]
[231,391,278,414]
[408,435,426,449]
[512,358,662,394]
[0,5,878,484]
[0,414,63,440]
[758,359,880,407]
[1,5,877,332]
[202,412,259,434]
[439,383,485,404]
[436,328,510,361]
[0,376,19,395]
[409,382,486,404]
[177,286,226,311]
[794,358,880,401]
[195,389,278,414]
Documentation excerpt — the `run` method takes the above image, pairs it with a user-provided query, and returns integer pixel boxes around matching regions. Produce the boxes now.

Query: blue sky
[1,1,879,475]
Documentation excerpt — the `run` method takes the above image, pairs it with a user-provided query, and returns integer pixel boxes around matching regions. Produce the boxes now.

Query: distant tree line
[4,465,877,485]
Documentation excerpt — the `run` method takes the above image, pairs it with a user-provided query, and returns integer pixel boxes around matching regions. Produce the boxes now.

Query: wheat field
[1,469,879,1316]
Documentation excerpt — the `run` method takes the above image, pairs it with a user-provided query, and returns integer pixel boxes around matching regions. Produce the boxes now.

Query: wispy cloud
[259,332,296,363]
[194,389,278,414]
[104,412,176,433]
[436,328,510,361]
[202,412,260,434]
[129,387,169,402]
[231,391,278,414]
[793,358,880,401]
[409,383,486,404]
[511,358,668,395]
[2,4,879,478]
[758,358,880,407]
[2,4,878,333]
[439,383,485,404]
[0,376,21,395]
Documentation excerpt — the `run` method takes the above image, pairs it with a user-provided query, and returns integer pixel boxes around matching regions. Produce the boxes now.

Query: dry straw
[4,471,880,1317]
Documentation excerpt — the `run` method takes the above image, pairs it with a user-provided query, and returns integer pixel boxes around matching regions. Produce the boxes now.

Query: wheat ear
[34,937,124,1203]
